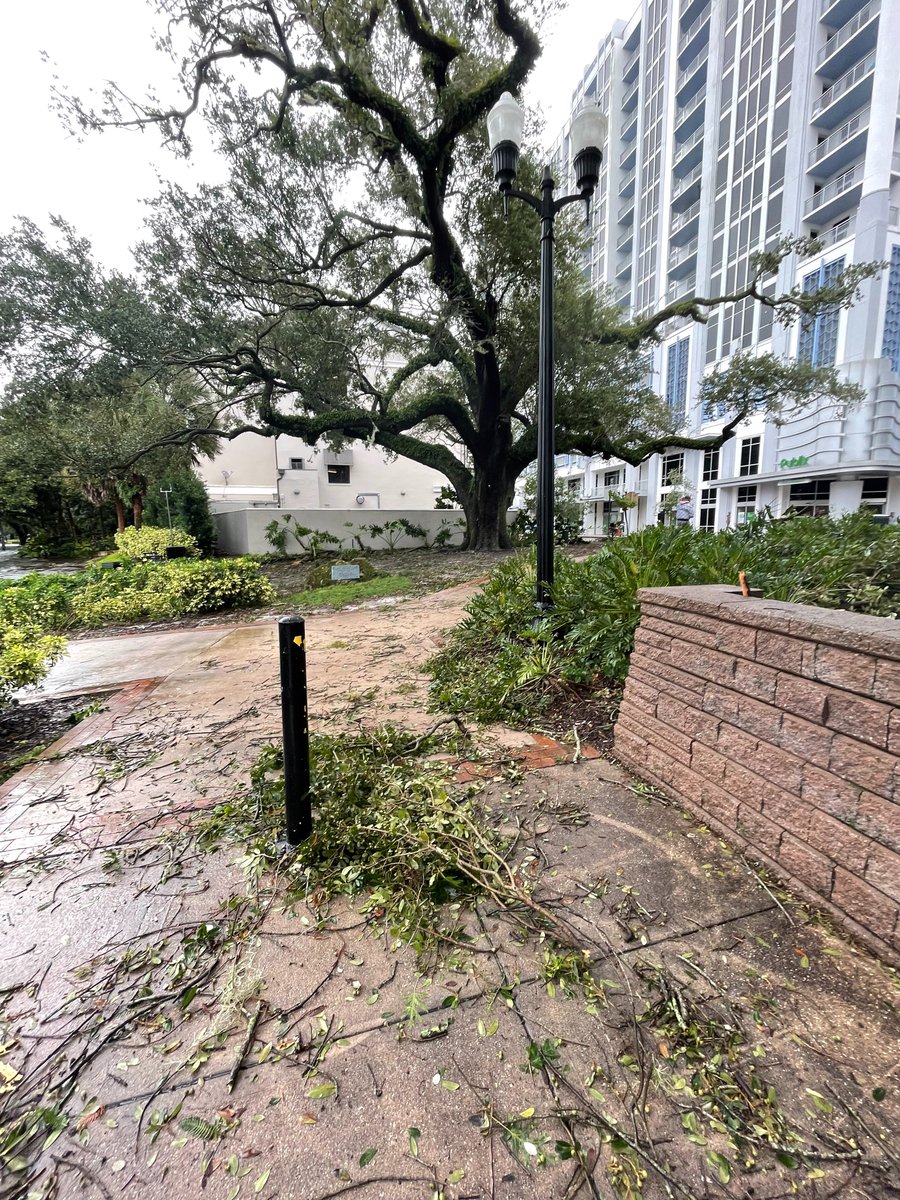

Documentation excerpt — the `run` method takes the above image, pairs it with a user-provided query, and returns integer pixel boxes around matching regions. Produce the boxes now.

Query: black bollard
[278,616,312,844]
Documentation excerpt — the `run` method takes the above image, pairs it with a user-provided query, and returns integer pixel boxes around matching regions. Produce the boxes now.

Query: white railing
[620,142,636,167]
[619,167,636,193]
[808,112,868,167]
[818,1,879,66]
[804,163,860,213]
[622,46,640,78]
[667,279,695,302]
[679,5,711,53]
[675,87,706,127]
[621,111,638,137]
[672,161,703,200]
[676,47,709,91]
[669,238,699,267]
[674,125,705,165]
[812,53,876,116]
[800,216,855,257]
[890,206,900,225]
[671,199,701,232]
[617,229,634,251]
[622,80,639,110]
[618,198,635,220]
[616,256,633,278]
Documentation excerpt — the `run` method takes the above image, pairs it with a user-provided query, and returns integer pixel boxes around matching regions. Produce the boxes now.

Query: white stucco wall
[197,432,452,511]
[214,508,481,555]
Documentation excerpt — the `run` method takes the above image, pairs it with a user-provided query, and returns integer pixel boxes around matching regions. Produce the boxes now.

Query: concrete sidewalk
[1,586,897,1200]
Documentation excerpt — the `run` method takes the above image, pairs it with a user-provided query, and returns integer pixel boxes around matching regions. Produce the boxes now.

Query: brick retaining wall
[613,585,900,964]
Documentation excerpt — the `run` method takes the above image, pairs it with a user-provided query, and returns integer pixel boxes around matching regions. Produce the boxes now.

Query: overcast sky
[0,0,634,271]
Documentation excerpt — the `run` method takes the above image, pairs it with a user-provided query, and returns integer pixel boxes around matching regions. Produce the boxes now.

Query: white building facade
[197,433,450,514]
[553,0,900,535]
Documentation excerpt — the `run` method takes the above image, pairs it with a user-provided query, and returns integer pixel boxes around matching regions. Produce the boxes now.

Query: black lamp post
[487,92,607,612]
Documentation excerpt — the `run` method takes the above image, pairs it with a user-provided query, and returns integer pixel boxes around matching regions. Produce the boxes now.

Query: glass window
[289,458,304,470]
[736,484,758,524]
[661,451,685,485]
[798,258,844,367]
[699,487,717,530]
[788,480,830,517]
[860,477,888,516]
[604,470,621,488]
[703,447,720,482]
[665,337,690,426]
[327,465,351,484]
[881,245,900,373]
[739,436,761,476]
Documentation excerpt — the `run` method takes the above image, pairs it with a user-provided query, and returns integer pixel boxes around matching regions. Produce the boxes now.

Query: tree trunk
[132,492,143,529]
[465,470,514,551]
[114,497,126,533]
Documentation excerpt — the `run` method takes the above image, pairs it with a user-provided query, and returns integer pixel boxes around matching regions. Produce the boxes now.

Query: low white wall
[214,508,502,555]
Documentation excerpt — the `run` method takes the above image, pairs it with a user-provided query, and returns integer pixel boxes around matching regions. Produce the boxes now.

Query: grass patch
[287,574,412,609]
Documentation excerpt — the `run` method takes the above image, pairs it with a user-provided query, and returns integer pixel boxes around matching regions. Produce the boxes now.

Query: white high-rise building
[552,0,900,536]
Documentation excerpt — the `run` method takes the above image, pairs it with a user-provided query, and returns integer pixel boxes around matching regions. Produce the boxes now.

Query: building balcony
[804,162,863,221]
[615,288,632,307]
[678,5,711,66]
[673,125,705,174]
[800,215,856,258]
[622,46,640,83]
[619,167,636,197]
[811,52,876,128]
[817,0,879,79]
[680,0,711,26]
[821,0,872,31]
[889,206,900,226]
[674,88,706,137]
[807,111,868,177]
[668,238,699,278]
[670,199,701,242]
[621,79,639,113]
[616,227,634,254]
[666,279,696,304]
[620,141,636,170]
[671,162,703,209]
[621,111,638,141]
[675,47,709,103]
[615,255,633,280]
[618,197,635,224]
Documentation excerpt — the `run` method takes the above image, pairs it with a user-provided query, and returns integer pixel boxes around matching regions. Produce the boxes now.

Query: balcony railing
[676,47,709,91]
[619,167,636,194]
[671,199,701,233]
[800,216,855,257]
[621,79,639,111]
[675,88,706,128]
[672,161,703,200]
[890,206,900,225]
[818,0,879,66]
[678,5,711,53]
[669,238,699,267]
[674,125,705,165]
[618,198,636,221]
[804,163,860,214]
[667,279,695,302]
[812,53,876,116]
[616,228,634,252]
[622,46,640,79]
[808,112,868,166]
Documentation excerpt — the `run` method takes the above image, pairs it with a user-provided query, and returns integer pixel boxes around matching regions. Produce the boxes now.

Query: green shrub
[429,515,899,726]
[114,525,200,561]
[0,618,66,706]
[0,558,275,632]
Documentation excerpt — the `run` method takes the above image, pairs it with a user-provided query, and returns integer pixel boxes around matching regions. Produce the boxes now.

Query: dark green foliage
[144,468,216,553]
[512,477,585,546]
[429,515,899,724]
[0,558,275,631]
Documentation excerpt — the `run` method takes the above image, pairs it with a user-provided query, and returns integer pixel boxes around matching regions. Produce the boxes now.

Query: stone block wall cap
[635,585,900,660]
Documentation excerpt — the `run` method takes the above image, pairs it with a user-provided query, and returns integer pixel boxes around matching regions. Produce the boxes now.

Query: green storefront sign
[778,456,809,469]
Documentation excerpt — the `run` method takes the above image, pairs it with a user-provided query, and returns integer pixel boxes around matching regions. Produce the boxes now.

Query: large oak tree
[55,0,880,547]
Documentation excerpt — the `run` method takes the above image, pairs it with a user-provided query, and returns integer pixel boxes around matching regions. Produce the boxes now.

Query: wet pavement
[0,548,85,580]
[0,584,897,1200]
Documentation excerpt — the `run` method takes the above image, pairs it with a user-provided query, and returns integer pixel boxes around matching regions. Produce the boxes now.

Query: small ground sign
[331,563,362,582]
